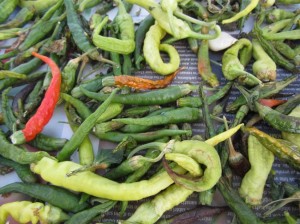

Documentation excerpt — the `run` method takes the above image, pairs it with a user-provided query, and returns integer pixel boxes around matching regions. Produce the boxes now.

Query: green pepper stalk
[222,38,262,86]
[92,0,135,55]
[125,0,221,40]
[252,38,277,82]
[239,134,274,205]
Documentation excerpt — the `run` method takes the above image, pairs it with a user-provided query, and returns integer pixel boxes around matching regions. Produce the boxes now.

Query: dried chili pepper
[10,52,61,144]
[102,67,183,90]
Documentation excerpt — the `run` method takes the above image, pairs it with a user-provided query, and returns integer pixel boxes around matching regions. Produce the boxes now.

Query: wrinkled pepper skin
[0,201,69,224]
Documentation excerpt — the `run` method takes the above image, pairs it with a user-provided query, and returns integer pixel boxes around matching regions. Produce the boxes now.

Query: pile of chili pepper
[0,0,299,223]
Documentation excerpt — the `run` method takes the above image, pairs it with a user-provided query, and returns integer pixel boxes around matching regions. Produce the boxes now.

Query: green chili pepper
[18,12,66,52]
[60,93,92,120]
[239,135,274,205]
[92,0,135,55]
[80,84,197,105]
[143,22,180,75]
[65,104,94,165]
[93,129,191,143]
[0,70,26,79]
[226,74,297,112]
[64,0,110,62]
[20,0,60,14]
[255,101,300,134]
[217,177,264,224]
[0,7,34,29]
[57,88,119,161]
[0,27,23,40]
[0,0,19,23]
[0,182,90,213]
[60,57,81,95]
[28,133,68,152]
[197,28,219,87]
[113,107,201,126]
[0,22,62,91]
[0,129,51,164]
[0,156,37,183]
[243,126,300,170]
[119,107,175,133]
[253,14,298,73]
[78,0,103,12]
[70,75,103,98]
[0,200,69,224]
[134,15,155,69]
[65,200,116,224]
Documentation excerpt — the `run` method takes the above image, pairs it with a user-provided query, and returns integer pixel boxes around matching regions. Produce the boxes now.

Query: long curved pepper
[10,52,61,144]
[222,0,259,24]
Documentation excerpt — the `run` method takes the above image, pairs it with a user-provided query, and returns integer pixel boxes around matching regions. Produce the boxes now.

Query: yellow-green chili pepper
[239,135,274,205]
[222,0,259,24]
[252,38,277,82]
[0,201,69,224]
[143,22,180,75]
[92,0,135,55]
[222,38,262,86]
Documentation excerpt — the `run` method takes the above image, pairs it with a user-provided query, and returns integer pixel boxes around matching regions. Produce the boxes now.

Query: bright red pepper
[10,52,61,144]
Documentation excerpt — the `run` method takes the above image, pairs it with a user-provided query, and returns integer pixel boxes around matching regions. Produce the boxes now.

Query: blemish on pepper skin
[148,6,155,11]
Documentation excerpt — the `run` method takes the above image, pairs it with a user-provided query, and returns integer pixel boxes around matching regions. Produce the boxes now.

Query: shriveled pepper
[0,201,69,224]
[143,21,180,75]
[102,67,183,89]
[239,135,274,205]
[92,0,135,55]
[10,52,61,144]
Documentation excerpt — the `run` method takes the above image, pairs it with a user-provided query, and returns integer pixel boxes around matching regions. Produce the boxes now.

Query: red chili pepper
[258,98,287,108]
[10,52,61,144]
[103,67,184,90]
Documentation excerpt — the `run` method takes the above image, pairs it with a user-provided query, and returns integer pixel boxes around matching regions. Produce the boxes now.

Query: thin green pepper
[80,84,197,105]
[0,0,19,23]
[57,88,119,161]
[0,182,90,213]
